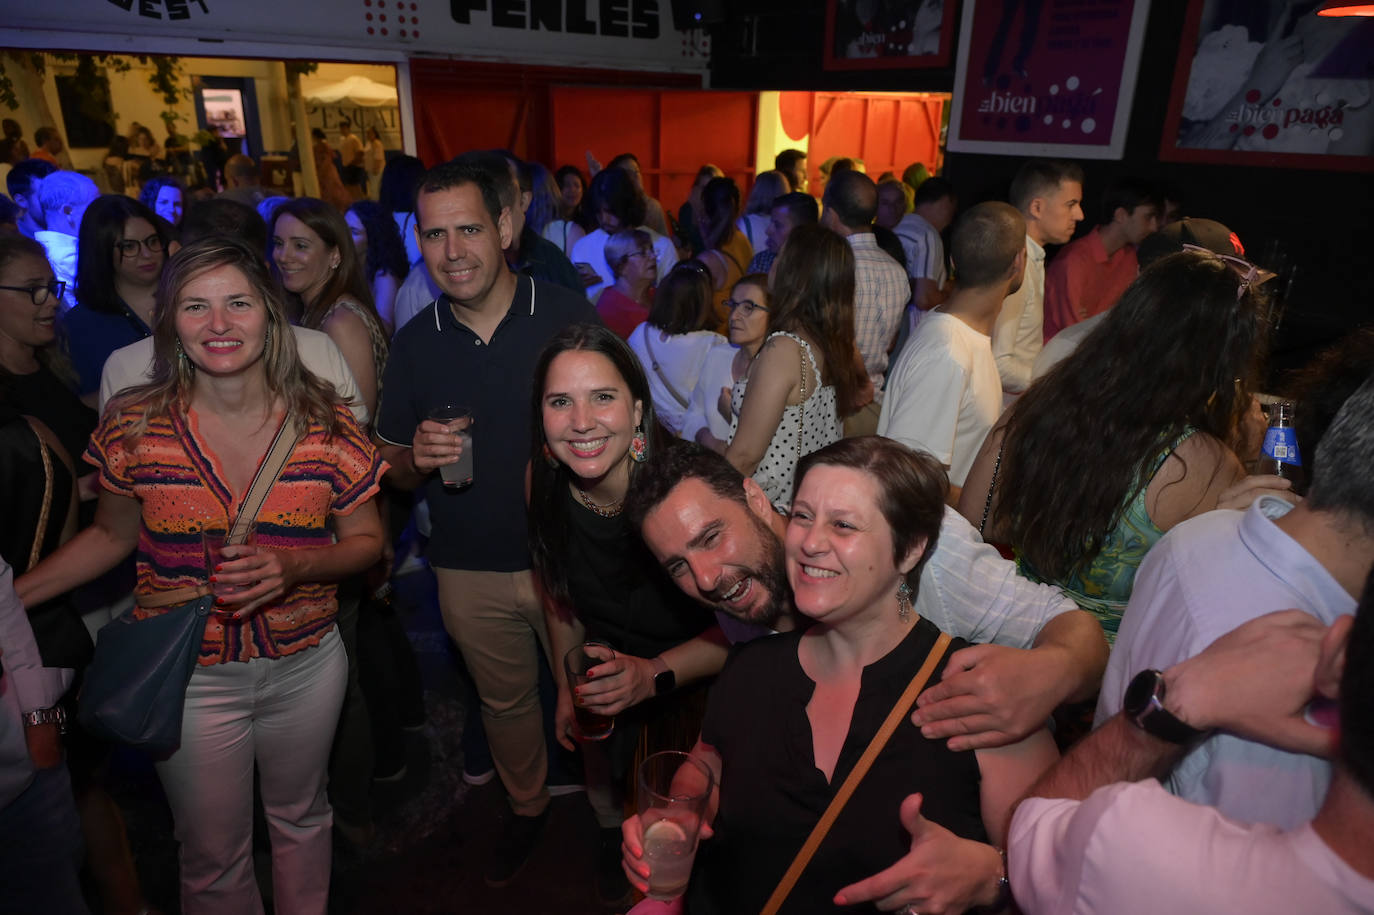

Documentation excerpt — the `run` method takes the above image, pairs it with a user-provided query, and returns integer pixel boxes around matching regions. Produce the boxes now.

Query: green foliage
[0,62,13,112]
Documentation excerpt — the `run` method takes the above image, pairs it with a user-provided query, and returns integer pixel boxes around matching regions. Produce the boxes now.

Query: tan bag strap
[23,417,54,574]
[136,413,301,610]
[229,412,303,545]
[760,630,953,915]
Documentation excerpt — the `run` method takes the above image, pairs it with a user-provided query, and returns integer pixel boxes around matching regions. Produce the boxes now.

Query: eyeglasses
[628,250,655,261]
[1181,243,1258,301]
[0,280,66,306]
[115,234,166,259]
[725,298,768,317]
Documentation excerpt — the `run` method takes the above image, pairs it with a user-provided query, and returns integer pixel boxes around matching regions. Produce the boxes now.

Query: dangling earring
[896,581,913,622]
[629,425,648,463]
[175,339,186,360]
[264,327,272,345]
[541,442,559,468]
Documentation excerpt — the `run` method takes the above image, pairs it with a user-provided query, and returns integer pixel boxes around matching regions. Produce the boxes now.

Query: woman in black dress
[529,323,726,902]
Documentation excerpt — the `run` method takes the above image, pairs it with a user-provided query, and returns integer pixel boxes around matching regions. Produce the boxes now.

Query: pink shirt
[1010,780,1374,915]
[1042,227,1137,343]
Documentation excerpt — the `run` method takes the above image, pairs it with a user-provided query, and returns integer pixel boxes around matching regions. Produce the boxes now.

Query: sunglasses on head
[1181,243,1258,301]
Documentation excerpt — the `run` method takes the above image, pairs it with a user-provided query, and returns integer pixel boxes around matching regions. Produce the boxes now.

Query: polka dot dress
[729,331,840,511]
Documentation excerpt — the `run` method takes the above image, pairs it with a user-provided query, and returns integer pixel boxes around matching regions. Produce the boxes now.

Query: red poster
[948,0,1150,159]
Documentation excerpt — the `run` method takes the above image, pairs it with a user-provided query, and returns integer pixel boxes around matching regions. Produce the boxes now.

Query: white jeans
[155,627,347,915]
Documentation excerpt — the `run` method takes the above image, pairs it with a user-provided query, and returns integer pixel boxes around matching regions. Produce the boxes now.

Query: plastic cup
[428,405,473,489]
[563,641,615,741]
[637,750,714,901]
[203,524,257,615]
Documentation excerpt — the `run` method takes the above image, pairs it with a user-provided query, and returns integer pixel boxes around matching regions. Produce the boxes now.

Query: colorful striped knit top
[86,401,385,664]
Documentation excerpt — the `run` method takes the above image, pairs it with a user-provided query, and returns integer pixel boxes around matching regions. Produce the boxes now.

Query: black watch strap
[650,657,675,696]
[1124,669,1207,745]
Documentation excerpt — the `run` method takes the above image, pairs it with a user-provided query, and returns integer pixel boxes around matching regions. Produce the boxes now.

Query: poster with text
[1160,1,1374,173]
[948,0,1150,158]
[824,0,957,69]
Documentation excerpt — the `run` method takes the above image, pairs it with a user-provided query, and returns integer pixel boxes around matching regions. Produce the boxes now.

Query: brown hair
[768,224,862,415]
[269,196,376,331]
[794,436,946,590]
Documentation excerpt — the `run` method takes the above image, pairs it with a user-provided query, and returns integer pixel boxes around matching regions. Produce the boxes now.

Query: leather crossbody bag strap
[229,412,303,546]
[760,630,953,915]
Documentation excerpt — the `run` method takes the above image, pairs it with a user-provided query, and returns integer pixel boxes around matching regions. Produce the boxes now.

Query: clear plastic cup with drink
[637,750,715,901]
[563,641,616,740]
[203,522,257,618]
[427,404,473,489]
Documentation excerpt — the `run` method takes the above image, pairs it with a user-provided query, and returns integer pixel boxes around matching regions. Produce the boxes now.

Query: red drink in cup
[564,641,615,740]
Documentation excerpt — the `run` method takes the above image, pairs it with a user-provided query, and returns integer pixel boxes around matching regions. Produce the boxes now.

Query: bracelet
[22,706,67,735]
[990,846,1011,911]
[972,845,1011,913]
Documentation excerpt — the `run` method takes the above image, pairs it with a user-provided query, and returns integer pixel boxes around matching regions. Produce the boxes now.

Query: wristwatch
[22,706,67,734]
[1123,669,1206,745]
[650,656,675,696]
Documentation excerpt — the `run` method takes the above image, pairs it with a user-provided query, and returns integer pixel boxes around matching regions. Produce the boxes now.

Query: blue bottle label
[1262,427,1302,466]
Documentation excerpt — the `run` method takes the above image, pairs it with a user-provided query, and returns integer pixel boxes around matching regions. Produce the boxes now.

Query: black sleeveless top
[695,618,986,914]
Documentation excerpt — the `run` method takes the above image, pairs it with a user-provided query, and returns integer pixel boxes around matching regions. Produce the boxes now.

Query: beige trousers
[434,568,551,816]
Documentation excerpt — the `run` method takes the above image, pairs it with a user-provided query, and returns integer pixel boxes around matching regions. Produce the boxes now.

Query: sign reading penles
[450,0,661,39]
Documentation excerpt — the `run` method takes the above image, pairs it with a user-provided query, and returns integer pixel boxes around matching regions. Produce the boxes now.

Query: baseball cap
[1137,217,1276,284]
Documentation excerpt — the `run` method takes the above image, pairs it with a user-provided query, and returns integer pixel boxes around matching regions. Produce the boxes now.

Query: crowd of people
[1,134,1371,915]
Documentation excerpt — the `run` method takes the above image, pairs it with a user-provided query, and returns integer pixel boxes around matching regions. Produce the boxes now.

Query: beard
[713,511,792,629]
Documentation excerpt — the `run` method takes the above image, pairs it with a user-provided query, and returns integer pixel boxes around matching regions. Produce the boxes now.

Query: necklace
[576,487,623,518]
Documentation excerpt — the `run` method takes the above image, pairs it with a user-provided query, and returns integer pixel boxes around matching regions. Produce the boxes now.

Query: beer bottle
[1258,401,1302,484]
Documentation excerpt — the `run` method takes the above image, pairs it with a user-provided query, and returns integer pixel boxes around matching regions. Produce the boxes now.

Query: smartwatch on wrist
[1123,669,1207,745]
[650,656,675,696]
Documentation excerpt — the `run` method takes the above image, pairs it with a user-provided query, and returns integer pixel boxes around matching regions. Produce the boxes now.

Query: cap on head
[1137,218,1245,269]
[1137,217,1278,286]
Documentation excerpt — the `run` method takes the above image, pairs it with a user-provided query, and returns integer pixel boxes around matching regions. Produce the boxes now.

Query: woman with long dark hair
[66,194,173,398]
[529,323,724,904]
[697,176,753,332]
[959,249,1269,641]
[542,165,588,257]
[345,199,409,334]
[724,224,861,511]
[270,197,387,420]
[378,153,427,270]
[626,259,728,437]
[17,237,385,914]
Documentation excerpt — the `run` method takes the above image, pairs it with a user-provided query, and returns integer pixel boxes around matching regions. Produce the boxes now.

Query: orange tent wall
[409,61,945,215]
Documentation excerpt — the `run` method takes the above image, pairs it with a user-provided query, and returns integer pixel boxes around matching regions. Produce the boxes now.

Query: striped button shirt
[87,402,385,664]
